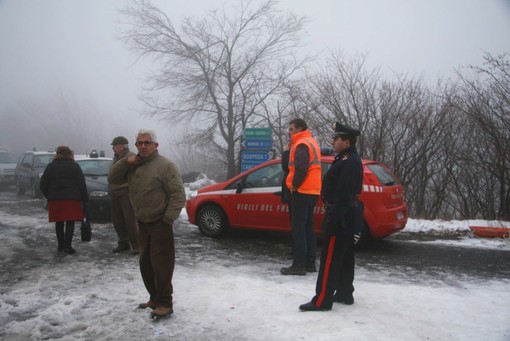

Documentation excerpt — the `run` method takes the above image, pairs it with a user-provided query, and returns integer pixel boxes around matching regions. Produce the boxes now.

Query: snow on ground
[404,218,510,251]
[1,191,509,340]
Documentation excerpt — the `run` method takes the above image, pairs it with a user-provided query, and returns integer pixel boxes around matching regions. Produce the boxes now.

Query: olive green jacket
[108,149,135,192]
[108,151,185,224]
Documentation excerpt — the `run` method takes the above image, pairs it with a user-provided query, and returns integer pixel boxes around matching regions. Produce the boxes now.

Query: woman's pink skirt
[48,200,84,222]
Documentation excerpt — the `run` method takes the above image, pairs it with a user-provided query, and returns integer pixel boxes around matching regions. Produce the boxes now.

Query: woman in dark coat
[40,146,88,254]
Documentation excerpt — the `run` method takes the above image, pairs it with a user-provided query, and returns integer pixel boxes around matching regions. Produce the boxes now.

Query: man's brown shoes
[150,306,173,319]
[138,300,157,309]
[138,300,173,318]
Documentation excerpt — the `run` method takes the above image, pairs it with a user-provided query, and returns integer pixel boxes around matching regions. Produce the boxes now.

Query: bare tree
[307,51,378,148]
[120,0,307,178]
[451,53,510,220]
[305,51,458,218]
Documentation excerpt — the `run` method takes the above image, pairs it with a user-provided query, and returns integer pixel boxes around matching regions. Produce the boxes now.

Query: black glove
[354,233,361,244]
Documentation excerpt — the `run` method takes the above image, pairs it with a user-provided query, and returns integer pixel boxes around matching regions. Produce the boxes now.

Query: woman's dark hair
[54,145,74,160]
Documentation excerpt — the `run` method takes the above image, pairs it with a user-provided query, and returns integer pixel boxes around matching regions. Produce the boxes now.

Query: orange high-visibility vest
[286,130,322,195]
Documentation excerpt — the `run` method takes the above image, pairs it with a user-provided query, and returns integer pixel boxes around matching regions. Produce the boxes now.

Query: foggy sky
[1,0,509,155]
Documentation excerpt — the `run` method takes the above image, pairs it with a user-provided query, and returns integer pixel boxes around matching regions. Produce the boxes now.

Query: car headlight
[90,190,108,197]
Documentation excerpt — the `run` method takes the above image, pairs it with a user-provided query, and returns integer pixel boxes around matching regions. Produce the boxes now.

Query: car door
[17,153,33,188]
[225,163,291,232]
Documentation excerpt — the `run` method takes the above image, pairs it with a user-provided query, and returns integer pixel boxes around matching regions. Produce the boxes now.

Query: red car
[186,155,407,244]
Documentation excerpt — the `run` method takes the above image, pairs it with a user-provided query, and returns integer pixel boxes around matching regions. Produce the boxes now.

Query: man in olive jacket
[109,136,139,254]
[108,129,185,319]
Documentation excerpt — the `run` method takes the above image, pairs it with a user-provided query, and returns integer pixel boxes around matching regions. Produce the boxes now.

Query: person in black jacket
[40,146,88,254]
[299,122,363,311]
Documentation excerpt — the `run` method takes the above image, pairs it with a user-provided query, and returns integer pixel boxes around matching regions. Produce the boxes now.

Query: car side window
[23,154,33,167]
[244,164,282,188]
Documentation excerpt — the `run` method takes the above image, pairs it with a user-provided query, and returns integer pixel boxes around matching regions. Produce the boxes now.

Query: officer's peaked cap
[332,122,360,138]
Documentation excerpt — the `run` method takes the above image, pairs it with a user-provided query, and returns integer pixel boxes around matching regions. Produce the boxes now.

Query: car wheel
[16,179,25,195]
[197,205,228,238]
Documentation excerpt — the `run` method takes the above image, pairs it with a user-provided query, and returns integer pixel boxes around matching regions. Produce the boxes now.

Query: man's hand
[127,155,140,165]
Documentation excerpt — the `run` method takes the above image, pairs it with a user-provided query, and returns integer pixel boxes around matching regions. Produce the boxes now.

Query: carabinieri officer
[299,122,363,311]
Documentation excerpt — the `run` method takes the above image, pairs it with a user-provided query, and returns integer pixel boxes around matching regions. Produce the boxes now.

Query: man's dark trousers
[290,192,318,267]
[138,219,175,308]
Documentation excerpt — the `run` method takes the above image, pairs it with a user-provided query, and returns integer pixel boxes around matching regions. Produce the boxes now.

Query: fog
[1,0,509,159]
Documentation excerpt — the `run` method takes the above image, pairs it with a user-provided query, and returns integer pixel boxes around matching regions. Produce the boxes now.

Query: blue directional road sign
[241,139,273,150]
[241,163,257,172]
[242,128,272,140]
[241,151,272,163]
[240,150,273,173]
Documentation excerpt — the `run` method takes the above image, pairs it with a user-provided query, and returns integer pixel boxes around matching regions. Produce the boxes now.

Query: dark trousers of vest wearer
[312,233,355,309]
[290,192,318,267]
[110,189,139,249]
[138,219,175,309]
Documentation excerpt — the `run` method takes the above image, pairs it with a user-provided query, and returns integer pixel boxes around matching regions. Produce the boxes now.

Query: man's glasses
[135,141,154,146]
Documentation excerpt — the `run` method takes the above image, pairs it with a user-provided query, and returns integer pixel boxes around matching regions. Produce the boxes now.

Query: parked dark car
[0,150,18,186]
[74,156,112,221]
[15,151,55,198]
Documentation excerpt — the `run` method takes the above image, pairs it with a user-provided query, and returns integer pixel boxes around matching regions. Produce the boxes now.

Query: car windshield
[34,155,54,168]
[76,159,112,176]
[0,153,17,163]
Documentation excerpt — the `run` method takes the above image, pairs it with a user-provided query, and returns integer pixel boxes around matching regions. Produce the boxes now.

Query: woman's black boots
[55,223,65,252]
[63,221,76,254]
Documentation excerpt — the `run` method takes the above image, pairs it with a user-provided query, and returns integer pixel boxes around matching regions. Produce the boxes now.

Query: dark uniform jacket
[40,159,88,202]
[321,146,362,235]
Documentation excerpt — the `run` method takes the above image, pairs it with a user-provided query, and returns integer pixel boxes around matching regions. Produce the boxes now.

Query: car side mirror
[22,162,31,168]
[236,181,243,194]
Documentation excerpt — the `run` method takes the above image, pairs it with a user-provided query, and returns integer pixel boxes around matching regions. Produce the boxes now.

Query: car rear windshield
[0,153,17,163]
[365,164,398,186]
